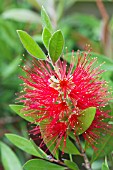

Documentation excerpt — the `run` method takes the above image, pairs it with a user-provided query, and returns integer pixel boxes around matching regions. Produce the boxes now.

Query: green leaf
[102,158,109,170]
[41,6,53,32]
[0,142,22,170]
[5,133,45,158]
[91,105,113,162]
[69,132,76,140]
[59,14,100,37]
[91,133,113,162]
[64,160,79,170]
[42,136,59,160]
[9,104,35,122]
[63,52,113,71]
[49,30,64,62]
[2,9,41,23]
[17,30,46,60]
[77,107,96,135]
[104,157,109,170]
[59,137,80,155]
[90,52,113,71]
[39,122,59,159]
[102,164,109,170]
[30,138,47,159]
[42,27,52,49]
[23,159,65,170]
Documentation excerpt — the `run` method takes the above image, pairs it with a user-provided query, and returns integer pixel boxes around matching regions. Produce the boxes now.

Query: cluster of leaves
[0,0,113,170]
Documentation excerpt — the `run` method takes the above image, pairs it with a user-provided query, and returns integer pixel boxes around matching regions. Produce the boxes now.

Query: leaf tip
[9,104,13,109]
[41,5,45,12]
[5,133,9,137]
[16,30,21,34]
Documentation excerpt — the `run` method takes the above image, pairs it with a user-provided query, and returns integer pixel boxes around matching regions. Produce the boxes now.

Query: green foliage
[0,12,24,121]
[5,134,46,158]
[2,9,41,23]
[77,107,96,135]
[49,30,64,62]
[9,105,35,122]
[41,6,53,32]
[0,142,22,170]
[23,159,66,170]
[64,52,113,71]
[30,139,47,159]
[91,133,113,162]
[91,105,113,162]
[1,1,113,170]
[102,164,109,170]
[101,157,110,170]
[59,137,80,155]
[42,27,52,49]
[17,30,46,60]
[39,126,59,159]
[90,52,113,71]
[2,56,21,79]
[64,160,79,170]
[60,13,100,32]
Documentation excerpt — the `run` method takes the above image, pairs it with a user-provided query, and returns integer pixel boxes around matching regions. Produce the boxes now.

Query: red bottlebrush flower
[18,49,112,152]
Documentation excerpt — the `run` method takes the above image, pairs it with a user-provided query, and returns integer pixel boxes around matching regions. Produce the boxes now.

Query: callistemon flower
[18,49,112,152]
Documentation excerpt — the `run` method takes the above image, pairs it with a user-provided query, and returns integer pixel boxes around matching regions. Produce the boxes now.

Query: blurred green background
[0,0,113,170]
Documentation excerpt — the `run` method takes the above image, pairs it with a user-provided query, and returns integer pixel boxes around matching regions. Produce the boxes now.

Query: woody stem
[76,136,92,170]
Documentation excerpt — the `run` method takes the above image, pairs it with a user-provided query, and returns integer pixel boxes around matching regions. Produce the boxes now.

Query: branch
[96,0,109,48]
[76,136,92,170]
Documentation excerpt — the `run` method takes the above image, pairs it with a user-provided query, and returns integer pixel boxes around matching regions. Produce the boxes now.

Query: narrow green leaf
[2,9,41,23]
[77,107,96,135]
[49,30,64,62]
[41,6,53,32]
[17,30,46,60]
[9,104,35,122]
[23,159,65,170]
[0,142,22,170]
[5,133,44,158]
[59,137,80,155]
[64,160,79,170]
[42,27,51,49]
